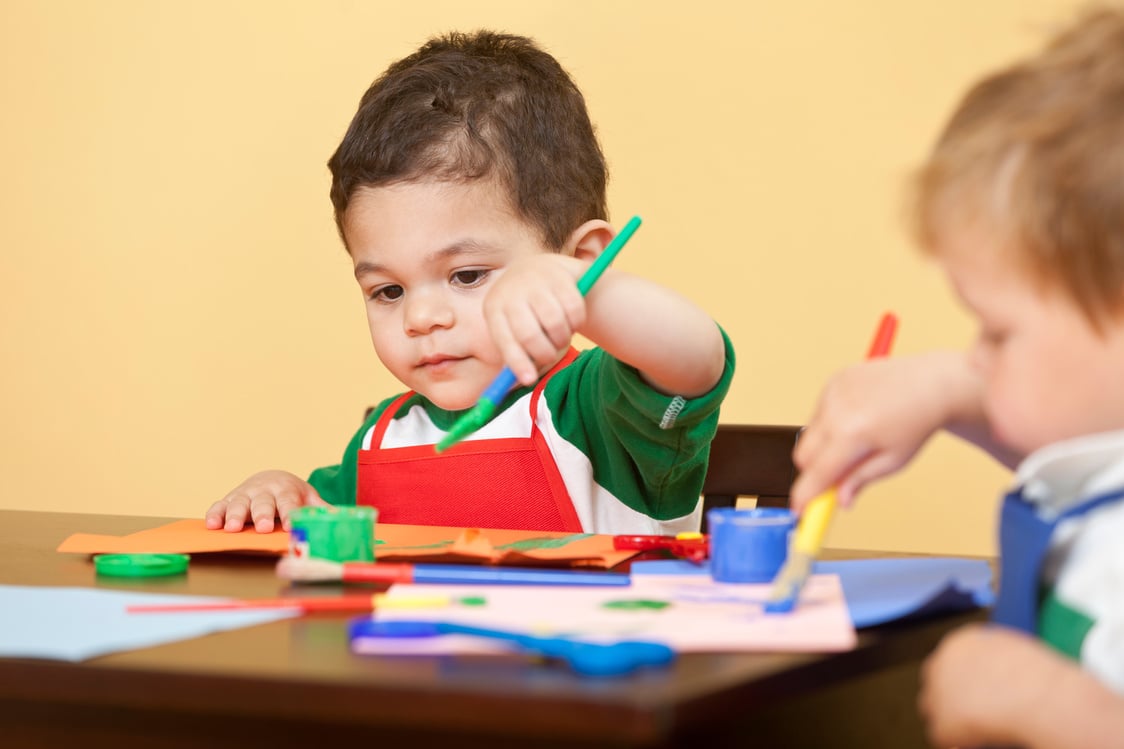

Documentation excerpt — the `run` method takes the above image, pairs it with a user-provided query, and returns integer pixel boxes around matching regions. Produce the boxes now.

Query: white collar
[1015,430,1124,519]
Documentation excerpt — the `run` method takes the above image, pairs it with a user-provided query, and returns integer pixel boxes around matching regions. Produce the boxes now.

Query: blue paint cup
[707,507,795,583]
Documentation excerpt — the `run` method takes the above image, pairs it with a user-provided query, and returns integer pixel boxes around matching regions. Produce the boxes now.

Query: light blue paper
[0,585,299,661]
[631,557,994,628]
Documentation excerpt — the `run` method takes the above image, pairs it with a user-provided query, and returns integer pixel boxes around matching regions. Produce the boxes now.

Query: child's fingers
[834,451,908,507]
[246,491,279,533]
[489,315,537,385]
[790,440,872,513]
[204,499,230,530]
[210,472,316,533]
[546,272,586,336]
[220,494,252,532]
[490,305,550,384]
[788,412,836,506]
[792,385,841,471]
[505,305,564,373]
[528,291,582,352]
[275,488,304,532]
[275,486,327,531]
[792,416,825,470]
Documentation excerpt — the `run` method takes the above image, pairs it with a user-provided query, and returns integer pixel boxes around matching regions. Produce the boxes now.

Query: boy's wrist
[929,350,984,430]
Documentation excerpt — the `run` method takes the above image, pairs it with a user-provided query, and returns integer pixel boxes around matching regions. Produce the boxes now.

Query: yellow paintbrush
[765,312,899,613]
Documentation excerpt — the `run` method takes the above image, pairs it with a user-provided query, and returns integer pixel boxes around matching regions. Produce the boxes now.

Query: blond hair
[912,7,1124,328]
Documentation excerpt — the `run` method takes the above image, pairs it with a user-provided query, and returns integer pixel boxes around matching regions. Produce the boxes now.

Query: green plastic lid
[94,553,190,578]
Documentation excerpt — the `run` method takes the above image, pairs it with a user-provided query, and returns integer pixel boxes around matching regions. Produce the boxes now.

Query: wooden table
[0,510,980,748]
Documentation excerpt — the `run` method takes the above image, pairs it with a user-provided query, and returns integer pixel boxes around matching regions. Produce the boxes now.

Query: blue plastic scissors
[348,617,675,677]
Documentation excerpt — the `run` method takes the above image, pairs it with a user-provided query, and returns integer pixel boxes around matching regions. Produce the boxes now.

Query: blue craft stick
[435,216,643,453]
[412,564,630,587]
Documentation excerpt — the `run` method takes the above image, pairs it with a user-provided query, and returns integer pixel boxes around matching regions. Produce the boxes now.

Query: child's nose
[402,290,454,335]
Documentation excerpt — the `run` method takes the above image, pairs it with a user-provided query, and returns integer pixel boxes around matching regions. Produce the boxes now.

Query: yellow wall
[1,0,1081,554]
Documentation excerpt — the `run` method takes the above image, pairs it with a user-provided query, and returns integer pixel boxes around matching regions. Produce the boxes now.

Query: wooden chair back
[700,424,802,533]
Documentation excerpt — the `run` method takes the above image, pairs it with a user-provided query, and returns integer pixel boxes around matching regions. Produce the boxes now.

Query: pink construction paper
[352,573,856,655]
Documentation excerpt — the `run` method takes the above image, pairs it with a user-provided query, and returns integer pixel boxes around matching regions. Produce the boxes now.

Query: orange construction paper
[56,519,639,569]
[56,519,289,555]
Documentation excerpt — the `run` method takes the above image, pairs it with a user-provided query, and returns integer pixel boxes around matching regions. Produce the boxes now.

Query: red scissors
[613,533,709,563]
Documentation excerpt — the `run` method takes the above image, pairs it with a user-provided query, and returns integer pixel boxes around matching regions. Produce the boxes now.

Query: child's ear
[563,219,614,262]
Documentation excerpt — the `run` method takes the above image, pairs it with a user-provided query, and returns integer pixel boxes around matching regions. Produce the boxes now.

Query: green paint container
[288,506,377,563]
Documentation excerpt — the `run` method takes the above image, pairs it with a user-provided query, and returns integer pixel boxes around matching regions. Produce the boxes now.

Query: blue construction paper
[0,585,299,661]
[631,557,994,628]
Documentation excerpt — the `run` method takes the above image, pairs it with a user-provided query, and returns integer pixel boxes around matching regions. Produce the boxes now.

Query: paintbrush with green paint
[435,215,643,453]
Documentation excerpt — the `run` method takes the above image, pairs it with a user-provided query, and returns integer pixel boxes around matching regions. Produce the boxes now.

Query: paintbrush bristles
[276,556,412,585]
[435,401,494,453]
[275,555,345,582]
[763,553,814,613]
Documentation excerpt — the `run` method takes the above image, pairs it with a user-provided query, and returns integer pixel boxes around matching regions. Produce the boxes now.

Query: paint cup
[707,507,795,583]
[288,506,377,563]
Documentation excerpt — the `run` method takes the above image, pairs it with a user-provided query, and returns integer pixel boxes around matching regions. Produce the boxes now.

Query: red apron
[356,350,583,531]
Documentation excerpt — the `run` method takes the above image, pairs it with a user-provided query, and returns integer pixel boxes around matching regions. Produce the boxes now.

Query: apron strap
[994,485,1124,633]
[369,392,416,449]
[528,348,580,429]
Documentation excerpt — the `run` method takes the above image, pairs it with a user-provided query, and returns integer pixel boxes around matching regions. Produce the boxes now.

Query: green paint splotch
[495,533,595,551]
[379,539,455,551]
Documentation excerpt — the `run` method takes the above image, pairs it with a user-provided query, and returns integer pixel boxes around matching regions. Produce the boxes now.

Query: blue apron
[993,485,1124,633]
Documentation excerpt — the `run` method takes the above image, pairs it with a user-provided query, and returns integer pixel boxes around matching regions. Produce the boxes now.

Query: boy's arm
[1038,661,1124,749]
[919,623,1124,749]
[547,331,735,524]
[484,252,723,396]
[579,269,726,398]
[789,350,1023,511]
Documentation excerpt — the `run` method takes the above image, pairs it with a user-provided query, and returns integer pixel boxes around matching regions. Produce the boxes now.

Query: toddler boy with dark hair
[206,31,733,535]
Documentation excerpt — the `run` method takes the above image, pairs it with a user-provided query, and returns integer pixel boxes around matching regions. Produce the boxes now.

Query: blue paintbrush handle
[479,367,518,406]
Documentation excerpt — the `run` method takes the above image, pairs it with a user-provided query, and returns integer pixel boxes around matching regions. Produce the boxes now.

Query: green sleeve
[307,395,399,506]
[547,324,736,519]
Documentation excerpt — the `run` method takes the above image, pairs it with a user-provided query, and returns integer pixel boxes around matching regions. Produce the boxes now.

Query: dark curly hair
[328,30,608,250]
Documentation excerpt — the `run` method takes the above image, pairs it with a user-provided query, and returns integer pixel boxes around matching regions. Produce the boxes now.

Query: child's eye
[451,269,490,288]
[369,284,404,303]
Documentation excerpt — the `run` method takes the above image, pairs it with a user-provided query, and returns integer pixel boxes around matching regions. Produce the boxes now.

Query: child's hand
[919,624,1069,749]
[483,254,590,385]
[204,470,329,533]
[790,351,982,512]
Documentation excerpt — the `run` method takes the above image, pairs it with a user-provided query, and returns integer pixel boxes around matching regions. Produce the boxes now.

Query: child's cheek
[988,382,1044,455]
[981,374,1017,451]
[469,312,504,366]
